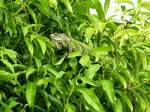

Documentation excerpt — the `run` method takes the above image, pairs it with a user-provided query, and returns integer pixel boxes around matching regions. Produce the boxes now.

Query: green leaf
[26,82,37,108]
[116,90,133,112]
[78,88,104,112]
[49,0,57,10]
[41,91,63,111]
[141,1,150,10]
[132,90,146,112]
[115,0,134,5]
[36,38,47,55]
[2,49,18,62]
[0,0,6,9]
[1,59,15,73]
[34,56,42,70]
[85,64,100,79]
[33,0,51,17]
[104,0,110,13]
[25,37,34,57]
[112,71,127,88]
[60,0,73,13]
[55,56,66,65]
[43,64,64,78]
[102,80,116,104]
[41,90,51,110]
[69,58,77,70]
[26,67,36,81]
[68,51,81,58]
[92,0,105,21]
[0,70,14,81]
[86,27,95,40]
[28,7,37,23]
[66,103,76,112]
[79,54,91,67]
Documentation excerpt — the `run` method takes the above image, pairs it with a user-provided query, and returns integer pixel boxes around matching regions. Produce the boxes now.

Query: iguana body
[50,33,92,54]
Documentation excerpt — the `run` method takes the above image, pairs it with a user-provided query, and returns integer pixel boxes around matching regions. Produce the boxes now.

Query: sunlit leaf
[49,0,57,10]
[66,103,76,112]
[85,64,100,79]
[78,88,104,112]
[0,70,14,81]
[26,67,36,81]
[116,90,133,112]
[60,0,73,13]
[26,82,37,108]
[25,37,34,57]
[36,38,47,55]
[141,1,150,10]
[79,54,91,67]
[1,59,15,73]
[112,71,127,88]
[102,80,116,104]
[104,0,110,13]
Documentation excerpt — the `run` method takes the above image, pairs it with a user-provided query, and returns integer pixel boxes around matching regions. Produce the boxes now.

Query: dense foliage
[0,0,150,112]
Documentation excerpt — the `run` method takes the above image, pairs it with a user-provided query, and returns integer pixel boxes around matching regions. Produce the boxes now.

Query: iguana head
[50,33,70,50]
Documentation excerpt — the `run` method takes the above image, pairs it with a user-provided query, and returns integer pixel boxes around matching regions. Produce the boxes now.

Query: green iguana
[50,33,92,54]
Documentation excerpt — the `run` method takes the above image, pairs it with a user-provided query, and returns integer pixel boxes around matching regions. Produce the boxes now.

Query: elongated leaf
[32,0,51,17]
[92,0,105,21]
[36,38,47,55]
[141,1,150,10]
[68,51,81,58]
[28,7,37,23]
[1,59,15,73]
[115,0,134,5]
[0,0,6,8]
[41,91,63,111]
[85,64,100,79]
[43,64,64,78]
[132,90,146,112]
[112,71,127,88]
[2,49,18,62]
[116,90,133,112]
[102,80,116,104]
[25,38,34,57]
[26,82,37,108]
[34,56,42,70]
[78,88,104,112]
[26,67,36,80]
[104,0,110,13]
[0,70,14,81]
[60,0,73,13]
